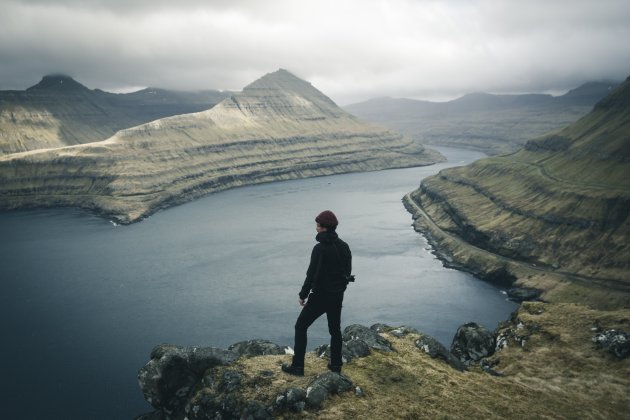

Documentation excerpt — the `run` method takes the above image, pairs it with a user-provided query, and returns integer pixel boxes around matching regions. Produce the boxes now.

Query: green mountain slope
[408,76,630,284]
[345,81,619,155]
[0,69,442,223]
[0,74,230,154]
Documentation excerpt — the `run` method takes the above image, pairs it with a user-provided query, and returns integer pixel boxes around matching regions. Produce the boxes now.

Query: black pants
[292,291,344,368]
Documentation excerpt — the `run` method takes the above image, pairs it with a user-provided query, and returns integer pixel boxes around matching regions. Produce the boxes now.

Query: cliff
[0,69,442,223]
[0,74,230,154]
[135,314,629,419]
[407,76,630,289]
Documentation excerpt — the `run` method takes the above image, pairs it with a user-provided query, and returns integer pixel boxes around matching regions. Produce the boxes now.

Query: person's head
[315,210,338,232]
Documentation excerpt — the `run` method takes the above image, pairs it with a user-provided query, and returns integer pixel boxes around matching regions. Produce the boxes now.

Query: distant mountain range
[409,75,630,286]
[0,69,441,223]
[0,74,231,154]
[345,81,620,155]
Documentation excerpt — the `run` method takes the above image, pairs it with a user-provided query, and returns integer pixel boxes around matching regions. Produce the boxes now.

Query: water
[0,147,517,419]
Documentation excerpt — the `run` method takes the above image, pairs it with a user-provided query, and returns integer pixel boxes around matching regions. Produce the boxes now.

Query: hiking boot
[281,363,304,376]
[327,364,342,373]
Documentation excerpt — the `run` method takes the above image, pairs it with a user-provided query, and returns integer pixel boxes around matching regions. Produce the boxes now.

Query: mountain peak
[26,74,89,92]
[243,68,310,90]
[239,68,338,112]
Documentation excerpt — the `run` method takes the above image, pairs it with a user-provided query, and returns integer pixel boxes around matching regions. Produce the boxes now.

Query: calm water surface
[0,147,517,419]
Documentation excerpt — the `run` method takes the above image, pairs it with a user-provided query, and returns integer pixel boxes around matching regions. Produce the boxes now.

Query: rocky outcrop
[136,325,390,419]
[592,329,629,359]
[228,339,287,357]
[408,75,630,286]
[304,372,354,408]
[0,69,443,224]
[415,334,467,371]
[450,322,496,366]
[137,344,239,415]
[343,324,395,352]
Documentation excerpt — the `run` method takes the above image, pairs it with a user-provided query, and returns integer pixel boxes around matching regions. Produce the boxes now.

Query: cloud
[1,0,629,104]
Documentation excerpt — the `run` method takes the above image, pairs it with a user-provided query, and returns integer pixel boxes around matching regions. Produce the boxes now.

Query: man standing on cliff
[282,210,352,376]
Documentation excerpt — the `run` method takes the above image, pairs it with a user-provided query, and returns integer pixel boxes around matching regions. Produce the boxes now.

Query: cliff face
[0,74,230,154]
[0,69,442,223]
[410,76,630,284]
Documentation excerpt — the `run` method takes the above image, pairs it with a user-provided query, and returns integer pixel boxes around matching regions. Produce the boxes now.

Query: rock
[187,368,270,420]
[450,323,496,366]
[228,339,286,357]
[305,372,353,408]
[240,401,272,419]
[389,325,420,338]
[355,386,365,397]
[415,334,467,371]
[507,287,542,303]
[315,339,371,363]
[480,358,503,376]
[276,387,307,412]
[343,324,394,352]
[345,338,371,358]
[370,323,391,332]
[592,329,630,359]
[137,344,238,413]
[219,370,243,393]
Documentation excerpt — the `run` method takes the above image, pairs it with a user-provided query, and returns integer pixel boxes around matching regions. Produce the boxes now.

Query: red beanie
[315,210,338,228]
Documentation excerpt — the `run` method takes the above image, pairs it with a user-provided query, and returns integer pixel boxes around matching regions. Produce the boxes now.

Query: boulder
[187,369,271,420]
[415,334,466,371]
[343,324,394,352]
[137,344,238,414]
[314,339,371,363]
[305,372,354,408]
[450,323,496,365]
[592,329,629,359]
[275,387,307,412]
[228,339,286,357]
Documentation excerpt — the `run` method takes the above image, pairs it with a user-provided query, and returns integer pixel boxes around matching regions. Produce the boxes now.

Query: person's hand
[299,298,305,306]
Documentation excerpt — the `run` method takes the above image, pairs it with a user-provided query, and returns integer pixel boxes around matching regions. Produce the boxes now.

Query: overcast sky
[1,0,629,104]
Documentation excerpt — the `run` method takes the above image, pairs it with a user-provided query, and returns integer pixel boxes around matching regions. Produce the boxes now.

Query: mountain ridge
[345,80,620,155]
[0,69,442,223]
[0,75,231,154]
[408,75,630,285]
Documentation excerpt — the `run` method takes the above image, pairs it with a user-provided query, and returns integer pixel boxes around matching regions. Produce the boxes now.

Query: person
[282,210,352,376]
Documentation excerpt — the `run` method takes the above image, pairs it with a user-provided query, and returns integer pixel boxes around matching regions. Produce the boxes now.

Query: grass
[197,303,629,419]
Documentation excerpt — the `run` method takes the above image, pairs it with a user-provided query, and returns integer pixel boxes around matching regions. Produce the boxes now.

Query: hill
[0,69,442,223]
[407,75,630,293]
[345,81,619,155]
[0,74,230,154]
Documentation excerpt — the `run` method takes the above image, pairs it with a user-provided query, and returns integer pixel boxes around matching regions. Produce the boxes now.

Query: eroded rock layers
[0,69,442,223]
[410,76,630,283]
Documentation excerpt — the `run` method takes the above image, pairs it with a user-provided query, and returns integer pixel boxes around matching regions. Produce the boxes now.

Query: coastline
[133,166,630,419]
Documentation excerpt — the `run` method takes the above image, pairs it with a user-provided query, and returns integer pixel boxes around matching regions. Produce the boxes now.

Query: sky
[1,0,629,105]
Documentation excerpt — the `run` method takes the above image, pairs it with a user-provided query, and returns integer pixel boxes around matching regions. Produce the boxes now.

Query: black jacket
[299,230,352,300]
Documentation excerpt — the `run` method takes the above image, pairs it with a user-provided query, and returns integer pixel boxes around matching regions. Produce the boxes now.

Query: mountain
[0,69,442,223]
[345,81,619,155]
[407,75,630,288]
[0,74,231,154]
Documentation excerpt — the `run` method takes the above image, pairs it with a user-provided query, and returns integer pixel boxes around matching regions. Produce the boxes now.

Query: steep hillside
[0,69,442,223]
[0,74,230,154]
[345,81,619,155]
[408,76,630,286]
